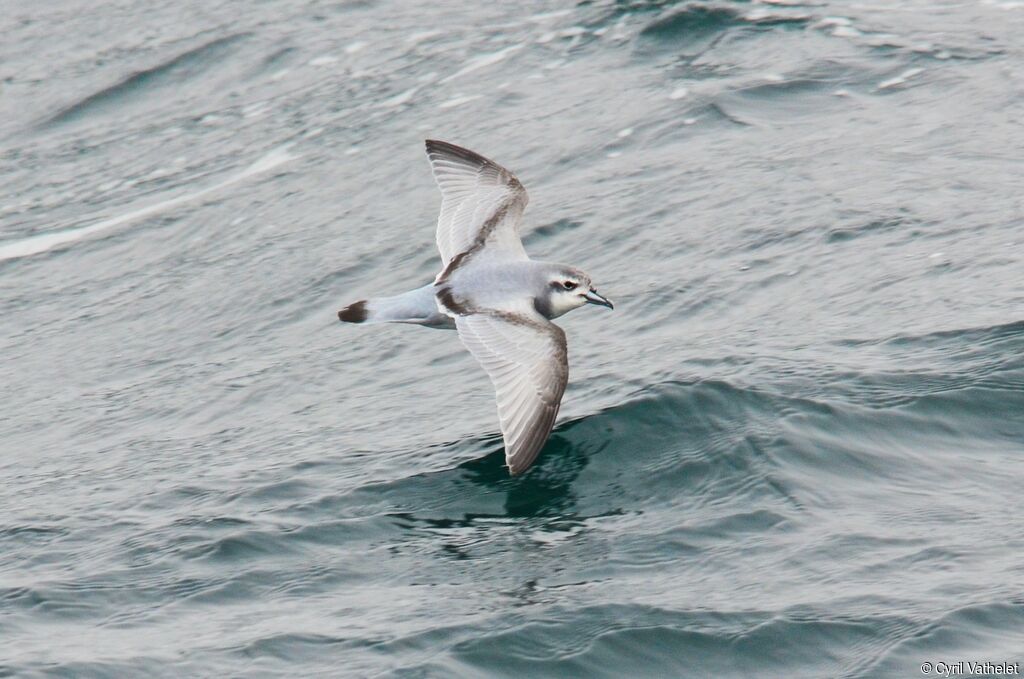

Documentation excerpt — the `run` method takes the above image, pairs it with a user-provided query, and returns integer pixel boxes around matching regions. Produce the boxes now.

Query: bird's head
[539,265,614,319]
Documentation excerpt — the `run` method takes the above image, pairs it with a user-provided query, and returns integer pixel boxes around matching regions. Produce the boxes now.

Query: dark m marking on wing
[436,287,473,316]
[435,199,514,284]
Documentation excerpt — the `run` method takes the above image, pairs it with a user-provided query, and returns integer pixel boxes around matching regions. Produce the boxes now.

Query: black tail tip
[338,300,368,323]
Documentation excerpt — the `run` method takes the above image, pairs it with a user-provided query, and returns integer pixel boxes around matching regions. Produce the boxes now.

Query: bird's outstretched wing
[424,140,529,268]
[454,305,568,475]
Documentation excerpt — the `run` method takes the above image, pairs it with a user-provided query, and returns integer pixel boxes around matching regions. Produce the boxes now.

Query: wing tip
[504,410,559,476]
[506,454,533,476]
[506,451,538,477]
[424,139,495,170]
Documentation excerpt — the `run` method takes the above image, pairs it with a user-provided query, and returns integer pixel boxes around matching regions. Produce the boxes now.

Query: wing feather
[454,310,568,475]
[425,140,529,267]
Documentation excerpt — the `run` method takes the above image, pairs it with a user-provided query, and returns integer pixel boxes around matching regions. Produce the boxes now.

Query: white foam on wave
[308,55,339,67]
[832,25,863,38]
[878,67,924,90]
[0,145,297,263]
[438,94,483,109]
[440,45,523,84]
[381,86,419,108]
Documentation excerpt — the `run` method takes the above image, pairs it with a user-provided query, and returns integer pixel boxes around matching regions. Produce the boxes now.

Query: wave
[0,145,296,262]
[43,34,249,128]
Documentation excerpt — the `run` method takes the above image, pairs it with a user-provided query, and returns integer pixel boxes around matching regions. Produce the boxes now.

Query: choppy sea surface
[2,1,1023,676]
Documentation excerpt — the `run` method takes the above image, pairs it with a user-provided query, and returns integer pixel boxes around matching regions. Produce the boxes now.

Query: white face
[546,273,591,318]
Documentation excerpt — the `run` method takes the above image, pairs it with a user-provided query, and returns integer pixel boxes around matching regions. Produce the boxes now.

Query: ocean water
[2,0,1023,676]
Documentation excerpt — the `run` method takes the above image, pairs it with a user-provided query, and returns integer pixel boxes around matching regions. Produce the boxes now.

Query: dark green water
[2,1,1023,676]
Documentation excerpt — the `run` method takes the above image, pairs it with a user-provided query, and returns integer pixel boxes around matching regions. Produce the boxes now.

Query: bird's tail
[337,283,454,329]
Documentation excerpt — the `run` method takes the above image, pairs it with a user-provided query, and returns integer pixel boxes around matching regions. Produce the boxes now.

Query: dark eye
[562,281,577,291]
